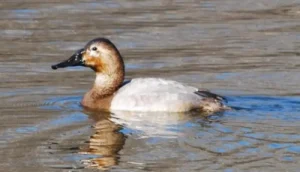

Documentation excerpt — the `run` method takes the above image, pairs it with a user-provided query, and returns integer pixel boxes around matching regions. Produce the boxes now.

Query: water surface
[0,0,299,171]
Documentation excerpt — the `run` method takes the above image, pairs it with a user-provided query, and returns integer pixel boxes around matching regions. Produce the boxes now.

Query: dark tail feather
[194,90,227,103]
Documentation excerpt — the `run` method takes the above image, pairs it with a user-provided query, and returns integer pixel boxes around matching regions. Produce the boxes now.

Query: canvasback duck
[52,38,228,113]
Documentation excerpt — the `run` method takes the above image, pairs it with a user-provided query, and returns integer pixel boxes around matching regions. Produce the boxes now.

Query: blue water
[3,94,292,170]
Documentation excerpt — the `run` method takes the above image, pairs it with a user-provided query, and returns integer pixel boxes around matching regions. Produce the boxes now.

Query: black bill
[51,48,85,70]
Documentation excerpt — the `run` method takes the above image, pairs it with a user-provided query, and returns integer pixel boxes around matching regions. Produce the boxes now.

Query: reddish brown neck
[81,69,124,108]
[92,71,124,97]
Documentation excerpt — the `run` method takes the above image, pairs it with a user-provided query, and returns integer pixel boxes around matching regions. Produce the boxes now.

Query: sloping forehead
[84,37,113,49]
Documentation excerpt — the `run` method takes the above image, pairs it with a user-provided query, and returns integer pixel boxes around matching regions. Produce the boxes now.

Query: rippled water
[0,0,299,171]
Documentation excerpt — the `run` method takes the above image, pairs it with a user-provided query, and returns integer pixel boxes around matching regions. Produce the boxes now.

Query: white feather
[110,78,204,112]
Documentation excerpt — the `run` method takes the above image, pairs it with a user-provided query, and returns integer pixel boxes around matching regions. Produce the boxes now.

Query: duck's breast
[110,78,204,112]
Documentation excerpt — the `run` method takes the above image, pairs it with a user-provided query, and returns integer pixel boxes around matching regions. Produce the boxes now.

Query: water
[0,0,299,171]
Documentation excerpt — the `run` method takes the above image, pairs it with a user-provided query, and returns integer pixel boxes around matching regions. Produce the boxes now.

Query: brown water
[0,1,300,171]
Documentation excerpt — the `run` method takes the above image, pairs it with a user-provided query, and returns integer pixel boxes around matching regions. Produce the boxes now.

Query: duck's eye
[92,47,97,51]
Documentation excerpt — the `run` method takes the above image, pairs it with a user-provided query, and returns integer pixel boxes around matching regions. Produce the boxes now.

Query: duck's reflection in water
[79,109,216,170]
[80,110,125,170]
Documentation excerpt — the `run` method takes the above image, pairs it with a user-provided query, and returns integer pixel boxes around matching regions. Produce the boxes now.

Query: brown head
[52,38,125,76]
[52,38,125,103]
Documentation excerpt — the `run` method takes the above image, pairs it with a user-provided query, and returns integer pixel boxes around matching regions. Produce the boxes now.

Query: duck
[52,37,229,113]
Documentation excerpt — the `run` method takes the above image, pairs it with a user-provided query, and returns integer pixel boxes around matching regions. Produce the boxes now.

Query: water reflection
[110,111,196,138]
[0,94,299,171]
[73,95,300,171]
[79,108,221,170]
[80,111,125,170]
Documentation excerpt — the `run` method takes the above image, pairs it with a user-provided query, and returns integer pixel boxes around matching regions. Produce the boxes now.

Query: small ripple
[286,146,300,154]
[268,143,293,149]
[227,95,300,121]
[42,96,82,111]
[280,156,295,162]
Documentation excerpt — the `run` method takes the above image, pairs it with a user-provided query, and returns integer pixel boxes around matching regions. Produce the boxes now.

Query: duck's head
[52,38,124,74]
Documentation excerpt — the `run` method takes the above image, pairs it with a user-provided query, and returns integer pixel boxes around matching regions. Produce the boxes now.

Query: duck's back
[110,78,223,112]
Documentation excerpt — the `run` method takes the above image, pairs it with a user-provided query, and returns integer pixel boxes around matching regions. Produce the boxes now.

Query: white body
[110,78,205,112]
